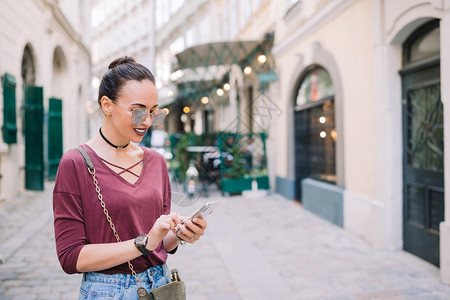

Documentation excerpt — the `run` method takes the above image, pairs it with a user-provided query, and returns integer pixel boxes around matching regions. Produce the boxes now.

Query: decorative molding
[42,0,90,57]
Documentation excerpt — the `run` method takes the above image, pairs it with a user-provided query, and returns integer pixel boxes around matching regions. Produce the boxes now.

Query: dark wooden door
[401,58,444,267]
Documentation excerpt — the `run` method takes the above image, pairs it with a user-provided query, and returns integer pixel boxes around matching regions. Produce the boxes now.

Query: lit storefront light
[257,54,267,64]
[223,83,231,91]
[216,88,224,96]
[201,96,209,104]
[319,116,326,124]
[183,106,191,113]
[330,129,338,141]
[244,66,252,75]
[320,131,327,138]
[162,108,170,115]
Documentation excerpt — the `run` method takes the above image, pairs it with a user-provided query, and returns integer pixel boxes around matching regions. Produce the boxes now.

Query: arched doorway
[400,19,443,266]
[294,66,336,201]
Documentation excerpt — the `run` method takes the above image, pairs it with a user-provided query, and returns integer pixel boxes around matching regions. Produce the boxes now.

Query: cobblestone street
[0,183,81,299]
[1,183,450,299]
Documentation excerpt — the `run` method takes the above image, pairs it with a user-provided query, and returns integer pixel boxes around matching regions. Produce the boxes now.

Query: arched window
[21,44,36,86]
[52,46,68,98]
[404,21,440,64]
[294,66,336,192]
[296,67,334,106]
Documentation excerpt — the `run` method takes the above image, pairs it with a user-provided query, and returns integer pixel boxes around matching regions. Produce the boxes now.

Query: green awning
[172,34,275,102]
[174,40,262,70]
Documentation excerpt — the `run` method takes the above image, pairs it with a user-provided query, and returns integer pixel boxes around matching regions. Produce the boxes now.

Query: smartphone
[175,201,220,236]
[189,201,220,220]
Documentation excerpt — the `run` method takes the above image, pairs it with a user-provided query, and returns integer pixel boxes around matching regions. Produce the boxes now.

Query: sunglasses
[113,101,167,126]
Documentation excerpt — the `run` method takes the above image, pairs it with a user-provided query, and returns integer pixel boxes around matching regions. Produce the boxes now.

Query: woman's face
[110,79,159,143]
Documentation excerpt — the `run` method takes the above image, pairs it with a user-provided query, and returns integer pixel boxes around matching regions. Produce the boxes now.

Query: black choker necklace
[99,127,129,149]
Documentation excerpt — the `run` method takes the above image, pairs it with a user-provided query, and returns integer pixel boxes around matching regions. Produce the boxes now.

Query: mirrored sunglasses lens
[151,109,166,126]
[131,108,149,125]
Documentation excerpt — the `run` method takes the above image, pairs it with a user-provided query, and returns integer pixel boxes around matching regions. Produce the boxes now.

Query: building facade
[0,0,91,200]
[272,0,450,283]
[155,0,450,284]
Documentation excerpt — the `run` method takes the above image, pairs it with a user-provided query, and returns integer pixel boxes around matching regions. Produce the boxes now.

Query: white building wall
[0,0,90,201]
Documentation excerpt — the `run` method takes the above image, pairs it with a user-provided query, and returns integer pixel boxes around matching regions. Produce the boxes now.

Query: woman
[53,56,206,299]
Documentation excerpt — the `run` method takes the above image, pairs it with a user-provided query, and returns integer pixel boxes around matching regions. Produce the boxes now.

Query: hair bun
[108,56,136,69]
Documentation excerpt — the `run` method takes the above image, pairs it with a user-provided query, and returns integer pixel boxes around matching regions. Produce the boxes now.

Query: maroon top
[53,144,172,275]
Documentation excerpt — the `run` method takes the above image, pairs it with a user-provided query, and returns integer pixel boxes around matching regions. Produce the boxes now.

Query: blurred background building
[1,0,450,285]
[0,0,91,200]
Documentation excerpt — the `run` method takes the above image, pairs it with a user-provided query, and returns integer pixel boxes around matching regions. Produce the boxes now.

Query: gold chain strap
[87,167,145,293]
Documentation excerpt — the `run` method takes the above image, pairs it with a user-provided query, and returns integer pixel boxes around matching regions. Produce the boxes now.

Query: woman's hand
[146,213,180,251]
[175,217,208,244]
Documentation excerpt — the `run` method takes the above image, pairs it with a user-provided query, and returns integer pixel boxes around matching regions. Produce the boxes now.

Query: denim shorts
[78,263,171,300]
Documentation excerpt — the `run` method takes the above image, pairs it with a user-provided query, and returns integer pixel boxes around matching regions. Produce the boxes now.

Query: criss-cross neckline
[82,144,147,186]
[100,157,144,178]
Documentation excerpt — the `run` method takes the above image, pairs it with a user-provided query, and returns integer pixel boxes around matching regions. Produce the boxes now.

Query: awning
[172,34,275,101]
[174,40,263,70]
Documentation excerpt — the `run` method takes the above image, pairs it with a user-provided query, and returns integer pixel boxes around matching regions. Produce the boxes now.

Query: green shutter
[24,86,44,190]
[48,97,63,180]
[2,73,17,144]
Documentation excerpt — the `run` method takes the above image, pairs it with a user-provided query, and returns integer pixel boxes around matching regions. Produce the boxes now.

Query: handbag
[147,269,186,300]
[75,147,186,300]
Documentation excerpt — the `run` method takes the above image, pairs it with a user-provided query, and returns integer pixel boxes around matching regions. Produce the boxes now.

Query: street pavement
[1,182,450,299]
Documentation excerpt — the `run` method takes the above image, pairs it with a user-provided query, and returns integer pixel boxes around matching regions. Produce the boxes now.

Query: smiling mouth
[135,128,147,134]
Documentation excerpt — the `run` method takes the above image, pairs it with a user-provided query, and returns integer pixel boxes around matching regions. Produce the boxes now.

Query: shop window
[294,66,336,184]
[296,67,334,106]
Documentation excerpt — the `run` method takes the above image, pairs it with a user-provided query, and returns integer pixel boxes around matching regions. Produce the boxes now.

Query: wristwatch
[177,236,187,245]
[134,234,153,255]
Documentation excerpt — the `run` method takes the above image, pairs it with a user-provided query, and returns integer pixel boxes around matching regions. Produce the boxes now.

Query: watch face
[136,234,147,246]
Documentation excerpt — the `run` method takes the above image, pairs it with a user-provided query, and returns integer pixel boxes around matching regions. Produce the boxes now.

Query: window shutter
[2,73,17,144]
[48,97,63,180]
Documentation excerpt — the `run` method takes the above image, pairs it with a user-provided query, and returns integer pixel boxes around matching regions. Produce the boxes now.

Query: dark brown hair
[98,56,155,105]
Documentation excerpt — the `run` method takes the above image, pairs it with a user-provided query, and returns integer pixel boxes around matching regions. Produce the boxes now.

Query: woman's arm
[76,213,179,273]
[76,239,141,272]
